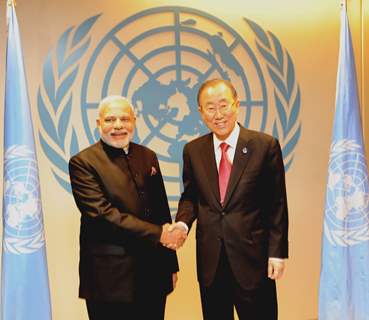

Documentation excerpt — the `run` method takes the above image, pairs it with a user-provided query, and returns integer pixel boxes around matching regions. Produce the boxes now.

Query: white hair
[97,95,134,117]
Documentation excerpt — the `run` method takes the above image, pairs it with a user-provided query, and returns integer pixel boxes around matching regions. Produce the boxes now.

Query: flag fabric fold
[319,5,369,320]
[2,2,52,319]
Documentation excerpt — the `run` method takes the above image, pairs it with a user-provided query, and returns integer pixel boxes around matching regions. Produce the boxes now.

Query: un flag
[2,2,52,319]
[319,5,369,320]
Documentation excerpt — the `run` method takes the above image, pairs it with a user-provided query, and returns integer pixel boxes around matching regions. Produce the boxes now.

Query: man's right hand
[160,223,187,250]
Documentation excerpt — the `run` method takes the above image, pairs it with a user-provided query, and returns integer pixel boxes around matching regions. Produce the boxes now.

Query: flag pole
[6,0,15,27]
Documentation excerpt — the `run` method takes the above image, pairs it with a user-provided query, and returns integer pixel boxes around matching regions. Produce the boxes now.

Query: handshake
[160,222,188,250]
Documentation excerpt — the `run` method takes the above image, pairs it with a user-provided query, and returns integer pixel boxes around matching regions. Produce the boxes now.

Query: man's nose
[214,108,224,119]
[113,119,123,128]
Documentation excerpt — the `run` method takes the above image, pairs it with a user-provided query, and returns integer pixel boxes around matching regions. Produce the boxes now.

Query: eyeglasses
[201,102,235,117]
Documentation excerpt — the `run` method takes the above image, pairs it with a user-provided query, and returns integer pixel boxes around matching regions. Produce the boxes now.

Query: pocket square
[150,166,157,176]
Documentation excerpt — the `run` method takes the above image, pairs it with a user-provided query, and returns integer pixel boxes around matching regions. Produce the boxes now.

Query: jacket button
[221,212,225,216]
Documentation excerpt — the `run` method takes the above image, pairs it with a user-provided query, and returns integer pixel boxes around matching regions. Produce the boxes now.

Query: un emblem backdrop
[1,0,352,318]
[37,6,301,214]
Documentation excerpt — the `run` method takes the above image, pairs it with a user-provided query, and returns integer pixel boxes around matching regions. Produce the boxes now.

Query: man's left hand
[268,259,285,280]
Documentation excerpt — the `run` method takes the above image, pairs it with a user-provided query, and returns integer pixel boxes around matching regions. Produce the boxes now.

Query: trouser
[199,244,277,320]
[86,293,167,320]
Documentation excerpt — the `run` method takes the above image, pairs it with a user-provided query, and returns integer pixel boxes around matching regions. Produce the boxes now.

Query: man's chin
[104,138,129,149]
[213,129,231,140]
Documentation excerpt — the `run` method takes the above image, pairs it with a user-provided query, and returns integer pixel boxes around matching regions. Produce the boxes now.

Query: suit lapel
[222,127,252,208]
[200,134,222,210]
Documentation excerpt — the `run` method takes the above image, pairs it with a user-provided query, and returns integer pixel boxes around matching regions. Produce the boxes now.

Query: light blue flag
[319,4,369,320]
[2,2,52,319]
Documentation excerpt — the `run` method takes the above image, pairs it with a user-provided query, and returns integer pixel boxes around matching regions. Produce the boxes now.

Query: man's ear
[234,100,240,115]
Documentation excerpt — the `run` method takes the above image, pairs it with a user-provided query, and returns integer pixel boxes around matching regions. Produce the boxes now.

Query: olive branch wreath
[37,15,100,192]
[245,18,302,171]
[38,14,302,194]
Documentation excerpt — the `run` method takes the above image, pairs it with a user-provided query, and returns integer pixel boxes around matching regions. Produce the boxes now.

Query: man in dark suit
[69,96,185,320]
[174,79,289,319]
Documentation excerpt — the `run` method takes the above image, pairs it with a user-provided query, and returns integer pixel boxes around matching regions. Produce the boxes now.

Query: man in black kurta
[69,95,179,320]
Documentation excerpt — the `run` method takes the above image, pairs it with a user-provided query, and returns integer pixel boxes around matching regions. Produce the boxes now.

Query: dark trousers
[86,294,167,320]
[199,245,277,320]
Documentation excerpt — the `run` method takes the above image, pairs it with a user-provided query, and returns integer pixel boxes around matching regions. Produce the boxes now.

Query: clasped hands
[160,222,187,250]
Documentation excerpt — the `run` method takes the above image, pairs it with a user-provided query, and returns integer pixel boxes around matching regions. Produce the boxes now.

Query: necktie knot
[220,142,229,153]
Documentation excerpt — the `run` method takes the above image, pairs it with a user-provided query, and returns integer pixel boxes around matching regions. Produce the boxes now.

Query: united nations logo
[3,146,45,254]
[37,6,302,212]
[324,140,369,246]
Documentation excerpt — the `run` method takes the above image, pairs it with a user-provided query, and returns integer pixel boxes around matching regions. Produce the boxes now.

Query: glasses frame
[201,101,236,117]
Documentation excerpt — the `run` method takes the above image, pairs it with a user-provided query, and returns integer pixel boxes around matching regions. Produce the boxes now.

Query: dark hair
[197,79,238,106]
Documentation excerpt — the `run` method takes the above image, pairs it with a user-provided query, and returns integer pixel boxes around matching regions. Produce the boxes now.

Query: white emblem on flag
[324,139,369,246]
[3,145,45,254]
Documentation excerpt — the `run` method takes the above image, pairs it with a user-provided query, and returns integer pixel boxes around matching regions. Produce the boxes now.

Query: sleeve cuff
[176,221,189,233]
[268,257,284,262]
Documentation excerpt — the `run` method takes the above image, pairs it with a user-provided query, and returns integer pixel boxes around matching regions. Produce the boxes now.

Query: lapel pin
[242,147,248,154]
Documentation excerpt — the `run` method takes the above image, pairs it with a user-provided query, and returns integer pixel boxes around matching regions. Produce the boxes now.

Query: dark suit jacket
[69,140,178,302]
[176,126,288,290]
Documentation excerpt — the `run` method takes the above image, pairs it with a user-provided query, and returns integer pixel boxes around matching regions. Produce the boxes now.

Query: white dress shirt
[213,123,240,170]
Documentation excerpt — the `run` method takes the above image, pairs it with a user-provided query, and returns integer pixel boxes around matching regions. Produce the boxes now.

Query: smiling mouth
[214,122,226,128]
[111,132,128,137]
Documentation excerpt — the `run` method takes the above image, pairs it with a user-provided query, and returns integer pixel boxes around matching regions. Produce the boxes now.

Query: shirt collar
[213,123,240,150]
